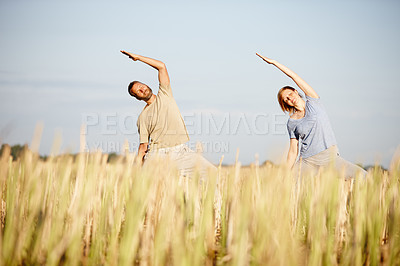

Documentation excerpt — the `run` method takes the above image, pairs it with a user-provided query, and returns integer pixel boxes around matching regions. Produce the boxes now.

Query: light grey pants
[145,143,216,178]
[294,145,367,179]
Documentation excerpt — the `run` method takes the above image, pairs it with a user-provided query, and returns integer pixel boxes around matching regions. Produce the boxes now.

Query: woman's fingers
[256,53,267,60]
[256,53,273,63]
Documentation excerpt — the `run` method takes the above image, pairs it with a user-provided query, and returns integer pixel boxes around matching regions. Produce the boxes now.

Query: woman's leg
[293,159,319,183]
[334,156,367,179]
[295,146,367,179]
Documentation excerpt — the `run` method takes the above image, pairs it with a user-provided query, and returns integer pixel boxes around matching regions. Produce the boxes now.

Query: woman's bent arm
[286,138,299,169]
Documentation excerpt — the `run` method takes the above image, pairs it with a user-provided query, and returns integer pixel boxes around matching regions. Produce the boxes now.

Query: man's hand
[256,53,276,65]
[136,143,148,165]
[120,50,170,86]
[121,50,140,61]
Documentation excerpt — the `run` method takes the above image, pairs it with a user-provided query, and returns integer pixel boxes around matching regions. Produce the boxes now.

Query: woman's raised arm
[256,53,319,98]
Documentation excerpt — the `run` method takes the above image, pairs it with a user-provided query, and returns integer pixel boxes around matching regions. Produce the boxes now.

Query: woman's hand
[120,50,140,61]
[256,53,275,64]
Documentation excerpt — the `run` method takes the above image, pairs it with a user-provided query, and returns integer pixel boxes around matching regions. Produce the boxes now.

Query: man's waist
[149,142,187,151]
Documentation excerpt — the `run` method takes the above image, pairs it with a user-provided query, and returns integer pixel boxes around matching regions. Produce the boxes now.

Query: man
[121,50,215,177]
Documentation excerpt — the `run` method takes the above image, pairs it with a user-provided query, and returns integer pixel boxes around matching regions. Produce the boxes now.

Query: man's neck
[145,94,156,105]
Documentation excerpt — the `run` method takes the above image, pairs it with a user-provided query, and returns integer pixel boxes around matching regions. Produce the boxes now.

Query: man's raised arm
[121,51,170,86]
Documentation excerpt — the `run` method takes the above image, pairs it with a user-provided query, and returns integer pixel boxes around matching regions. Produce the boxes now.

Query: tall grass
[0,144,399,265]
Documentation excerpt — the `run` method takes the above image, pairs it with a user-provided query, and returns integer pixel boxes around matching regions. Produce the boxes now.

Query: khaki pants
[145,143,216,178]
[294,145,367,179]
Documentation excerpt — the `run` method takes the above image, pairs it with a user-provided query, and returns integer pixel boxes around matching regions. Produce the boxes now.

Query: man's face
[131,82,153,101]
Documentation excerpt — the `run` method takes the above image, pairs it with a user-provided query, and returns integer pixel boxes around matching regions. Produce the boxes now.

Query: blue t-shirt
[287,95,337,158]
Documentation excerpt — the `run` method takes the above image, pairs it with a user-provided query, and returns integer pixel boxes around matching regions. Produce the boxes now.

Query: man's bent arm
[121,51,170,86]
[136,143,148,165]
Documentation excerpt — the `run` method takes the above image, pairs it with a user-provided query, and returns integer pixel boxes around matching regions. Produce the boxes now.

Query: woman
[256,53,366,178]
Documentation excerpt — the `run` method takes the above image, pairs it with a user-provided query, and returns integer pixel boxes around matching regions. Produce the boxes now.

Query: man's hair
[277,86,303,115]
[128,81,140,100]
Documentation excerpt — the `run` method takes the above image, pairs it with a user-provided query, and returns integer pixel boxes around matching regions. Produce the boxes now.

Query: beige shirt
[137,83,189,148]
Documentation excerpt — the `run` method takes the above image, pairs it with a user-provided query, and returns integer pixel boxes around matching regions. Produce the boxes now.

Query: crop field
[0,144,399,265]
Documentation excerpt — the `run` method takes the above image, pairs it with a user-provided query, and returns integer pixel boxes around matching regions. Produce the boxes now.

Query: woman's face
[281,89,300,107]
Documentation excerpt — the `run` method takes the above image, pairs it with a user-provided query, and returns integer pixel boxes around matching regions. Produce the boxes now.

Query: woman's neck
[294,98,306,112]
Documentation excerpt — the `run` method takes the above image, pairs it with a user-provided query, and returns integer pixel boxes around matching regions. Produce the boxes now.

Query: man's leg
[171,144,216,179]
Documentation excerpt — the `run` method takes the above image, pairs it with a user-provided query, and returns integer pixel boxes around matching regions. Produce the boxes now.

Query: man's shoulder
[158,83,173,97]
[159,82,171,90]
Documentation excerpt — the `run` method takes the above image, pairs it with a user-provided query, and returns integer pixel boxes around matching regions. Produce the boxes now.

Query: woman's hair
[277,86,302,115]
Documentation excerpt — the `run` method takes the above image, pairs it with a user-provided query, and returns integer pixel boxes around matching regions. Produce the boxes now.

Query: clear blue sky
[1,0,399,167]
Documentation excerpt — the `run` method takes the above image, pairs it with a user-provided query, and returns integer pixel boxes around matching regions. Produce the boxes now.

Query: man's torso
[137,83,189,148]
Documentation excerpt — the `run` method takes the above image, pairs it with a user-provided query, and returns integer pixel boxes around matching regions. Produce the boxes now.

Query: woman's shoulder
[305,95,321,105]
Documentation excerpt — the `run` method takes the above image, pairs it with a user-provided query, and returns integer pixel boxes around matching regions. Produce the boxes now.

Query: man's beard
[138,88,153,101]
